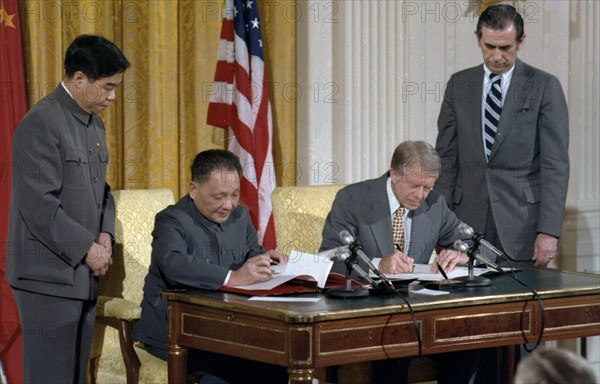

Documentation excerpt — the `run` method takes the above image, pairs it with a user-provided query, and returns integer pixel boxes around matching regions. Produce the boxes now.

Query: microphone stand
[456,243,492,287]
[326,250,370,298]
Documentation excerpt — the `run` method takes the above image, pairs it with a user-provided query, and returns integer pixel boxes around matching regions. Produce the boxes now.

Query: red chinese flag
[207,0,277,249]
[1,0,27,382]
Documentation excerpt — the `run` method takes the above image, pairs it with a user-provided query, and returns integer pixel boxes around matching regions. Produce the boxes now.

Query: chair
[271,184,346,255]
[89,189,175,384]
[271,185,436,384]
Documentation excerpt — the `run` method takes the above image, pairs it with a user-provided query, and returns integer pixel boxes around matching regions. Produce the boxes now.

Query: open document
[230,249,336,291]
[381,263,500,282]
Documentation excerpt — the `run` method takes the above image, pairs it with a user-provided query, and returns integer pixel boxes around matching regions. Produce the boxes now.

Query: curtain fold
[20,0,296,198]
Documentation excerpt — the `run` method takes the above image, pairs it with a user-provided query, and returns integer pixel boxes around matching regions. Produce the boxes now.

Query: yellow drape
[20,0,296,198]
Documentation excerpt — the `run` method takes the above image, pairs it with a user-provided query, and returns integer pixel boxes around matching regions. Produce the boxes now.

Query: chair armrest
[97,295,142,321]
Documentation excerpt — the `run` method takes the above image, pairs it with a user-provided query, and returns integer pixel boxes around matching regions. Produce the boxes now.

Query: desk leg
[288,368,315,384]
[167,345,188,384]
[288,326,314,383]
[499,345,515,384]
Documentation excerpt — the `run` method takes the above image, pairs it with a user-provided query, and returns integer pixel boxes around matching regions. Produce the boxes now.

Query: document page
[384,264,492,281]
[231,249,336,290]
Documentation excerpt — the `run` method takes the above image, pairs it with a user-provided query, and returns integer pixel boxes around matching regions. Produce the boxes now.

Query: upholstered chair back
[271,184,345,255]
[90,188,175,384]
[100,189,174,304]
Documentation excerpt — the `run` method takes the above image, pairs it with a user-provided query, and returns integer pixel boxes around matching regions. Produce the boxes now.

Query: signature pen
[436,262,450,280]
[395,243,415,273]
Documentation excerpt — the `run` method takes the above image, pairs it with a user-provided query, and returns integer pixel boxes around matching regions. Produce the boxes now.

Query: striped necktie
[484,73,502,161]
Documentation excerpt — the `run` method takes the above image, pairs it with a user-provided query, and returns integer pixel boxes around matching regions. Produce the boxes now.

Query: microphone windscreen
[454,239,469,253]
[458,223,474,236]
[339,230,354,245]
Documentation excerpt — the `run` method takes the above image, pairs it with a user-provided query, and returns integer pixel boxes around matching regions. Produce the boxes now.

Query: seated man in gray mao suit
[134,149,288,384]
[320,140,482,384]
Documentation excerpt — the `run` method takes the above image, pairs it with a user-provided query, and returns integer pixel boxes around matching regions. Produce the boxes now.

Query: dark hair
[191,149,243,185]
[476,4,524,42]
[64,35,130,81]
[390,141,440,177]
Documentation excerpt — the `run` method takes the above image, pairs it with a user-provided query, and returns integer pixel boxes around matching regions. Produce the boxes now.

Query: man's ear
[517,34,526,50]
[189,181,197,200]
[389,168,398,183]
[71,71,88,86]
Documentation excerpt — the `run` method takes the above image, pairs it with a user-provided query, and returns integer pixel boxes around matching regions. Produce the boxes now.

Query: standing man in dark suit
[435,4,569,267]
[320,140,482,384]
[7,35,129,383]
[134,149,289,384]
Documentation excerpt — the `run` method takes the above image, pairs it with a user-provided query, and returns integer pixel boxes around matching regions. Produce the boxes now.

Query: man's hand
[227,254,273,286]
[533,233,558,267]
[98,232,113,256]
[431,249,468,274]
[85,242,113,276]
[265,249,289,264]
[378,251,414,274]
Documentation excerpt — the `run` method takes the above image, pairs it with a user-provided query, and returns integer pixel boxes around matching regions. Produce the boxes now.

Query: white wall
[297,0,600,372]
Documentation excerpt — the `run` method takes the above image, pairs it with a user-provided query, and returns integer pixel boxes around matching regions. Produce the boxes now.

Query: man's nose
[107,89,117,101]
[491,48,504,62]
[222,197,234,210]
[415,187,426,200]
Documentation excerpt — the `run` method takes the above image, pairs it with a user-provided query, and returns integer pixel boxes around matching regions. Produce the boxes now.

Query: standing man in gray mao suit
[435,4,569,267]
[7,35,129,384]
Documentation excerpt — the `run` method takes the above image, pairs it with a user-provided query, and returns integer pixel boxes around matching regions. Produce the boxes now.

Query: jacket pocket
[66,148,88,165]
[523,183,541,204]
[17,251,76,286]
[98,148,109,163]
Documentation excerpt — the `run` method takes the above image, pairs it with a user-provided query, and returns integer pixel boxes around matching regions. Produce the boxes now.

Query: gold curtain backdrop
[19,0,297,198]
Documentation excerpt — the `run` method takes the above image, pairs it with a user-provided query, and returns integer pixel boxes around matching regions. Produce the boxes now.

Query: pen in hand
[436,262,450,280]
[395,243,415,272]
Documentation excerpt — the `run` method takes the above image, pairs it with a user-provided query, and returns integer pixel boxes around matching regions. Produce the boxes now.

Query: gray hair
[514,347,598,384]
[390,141,440,177]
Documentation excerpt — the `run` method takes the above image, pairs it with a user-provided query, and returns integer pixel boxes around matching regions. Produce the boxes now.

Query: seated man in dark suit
[133,149,288,384]
[320,140,484,384]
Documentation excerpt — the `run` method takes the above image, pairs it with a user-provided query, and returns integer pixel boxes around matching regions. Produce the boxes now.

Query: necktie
[484,73,502,161]
[392,207,405,252]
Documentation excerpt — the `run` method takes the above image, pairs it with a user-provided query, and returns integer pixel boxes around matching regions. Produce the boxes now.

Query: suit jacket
[7,84,115,300]
[133,195,264,350]
[319,173,465,274]
[435,59,569,261]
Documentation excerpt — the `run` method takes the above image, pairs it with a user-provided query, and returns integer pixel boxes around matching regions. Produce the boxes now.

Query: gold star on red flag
[0,4,17,29]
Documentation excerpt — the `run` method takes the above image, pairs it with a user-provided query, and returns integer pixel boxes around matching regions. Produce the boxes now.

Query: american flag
[207,0,277,248]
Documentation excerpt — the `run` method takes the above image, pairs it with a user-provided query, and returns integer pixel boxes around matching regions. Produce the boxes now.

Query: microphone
[326,246,350,263]
[458,223,505,259]
[454,240,503,272]
[339,230,395,290]
[328,246,378,285]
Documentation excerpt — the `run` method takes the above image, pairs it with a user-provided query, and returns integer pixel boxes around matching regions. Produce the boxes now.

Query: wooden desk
[161,268,600,383]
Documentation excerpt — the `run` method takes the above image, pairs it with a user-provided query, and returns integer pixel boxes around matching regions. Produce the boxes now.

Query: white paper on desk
[412,288,450,296]
[248,296,322,302]
[230,250,335,290]
[384,264,491,282]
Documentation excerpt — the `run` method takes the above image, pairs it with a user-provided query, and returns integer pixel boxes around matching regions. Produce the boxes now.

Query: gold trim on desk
[288,326,314,366]
[179,313,287,356]
[161,290,600,324]
[543,302,600,332]
[317,321,420,355]
[160,269,600,324]
[432,309,533,343]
